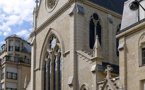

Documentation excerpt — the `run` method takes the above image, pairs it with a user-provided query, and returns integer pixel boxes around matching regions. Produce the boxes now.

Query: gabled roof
[89,0,127,14]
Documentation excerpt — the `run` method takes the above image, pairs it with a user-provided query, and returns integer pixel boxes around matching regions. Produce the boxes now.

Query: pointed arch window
[43,35,62,90]
[80,84,88,90]
[89,13,101,49]
[116,24,121,56]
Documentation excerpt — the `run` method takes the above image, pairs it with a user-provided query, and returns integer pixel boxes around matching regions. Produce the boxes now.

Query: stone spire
[93,35,102,57]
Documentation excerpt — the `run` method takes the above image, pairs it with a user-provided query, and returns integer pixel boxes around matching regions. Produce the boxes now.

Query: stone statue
[105,65,113,79]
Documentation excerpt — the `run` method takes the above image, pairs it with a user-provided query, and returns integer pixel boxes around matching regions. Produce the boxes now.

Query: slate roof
[5,34,22,40]
[89,0,127,14]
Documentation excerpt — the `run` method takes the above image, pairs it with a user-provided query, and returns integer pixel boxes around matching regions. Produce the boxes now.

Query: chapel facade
[28,0,126,90]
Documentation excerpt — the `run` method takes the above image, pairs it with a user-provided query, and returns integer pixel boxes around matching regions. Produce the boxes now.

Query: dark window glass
[96,22,101,45]
[44,35,62,90]
[15,46,20,52]
[12,73,17,80]
[48,61,50,90]
[44,61,46,90]
[54,56,56,90]
[9,46,13,51]
[6,72,17,80]
[1,68,4,79]
[59,53,62,90]
[116,38,119,56]
[142,48,145,65]
[1,73,4,79]
[116,24,121,56]
[89,19,95,49]
[93,13,98,20]
[89,13,101,49]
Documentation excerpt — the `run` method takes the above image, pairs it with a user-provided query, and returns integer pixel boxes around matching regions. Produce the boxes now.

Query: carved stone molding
[45,0,59,12]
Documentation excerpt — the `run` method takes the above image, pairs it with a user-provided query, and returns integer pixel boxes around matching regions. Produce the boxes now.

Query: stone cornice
[116,19,145,38]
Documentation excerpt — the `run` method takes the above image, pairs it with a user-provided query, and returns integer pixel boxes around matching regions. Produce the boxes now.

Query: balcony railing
[1,55,31,65]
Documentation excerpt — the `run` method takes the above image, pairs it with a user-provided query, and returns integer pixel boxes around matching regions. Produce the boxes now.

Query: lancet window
[89,13,102,49]
[43,35,62,90]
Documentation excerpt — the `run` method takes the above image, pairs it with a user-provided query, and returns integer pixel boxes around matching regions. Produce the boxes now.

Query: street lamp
[129,0,145,11]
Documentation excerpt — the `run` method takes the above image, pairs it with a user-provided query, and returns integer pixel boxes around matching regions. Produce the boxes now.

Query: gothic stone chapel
[28,0,126,90]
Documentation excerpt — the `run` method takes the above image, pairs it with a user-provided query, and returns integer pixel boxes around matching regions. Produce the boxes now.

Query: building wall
[36,0,70,28]
[117,0,145,89]
[0,35,31,90]
[118,26,145,90]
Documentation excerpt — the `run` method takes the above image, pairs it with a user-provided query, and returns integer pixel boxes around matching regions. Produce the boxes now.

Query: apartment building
[0,34,31,90]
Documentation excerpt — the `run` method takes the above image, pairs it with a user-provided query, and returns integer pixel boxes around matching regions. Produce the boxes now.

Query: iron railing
[1,55,31,65]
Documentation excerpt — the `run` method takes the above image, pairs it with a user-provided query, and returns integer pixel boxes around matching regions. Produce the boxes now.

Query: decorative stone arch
[45,0,59,12]
[40,28,65,90]
[87,12,104,26]
[80,83,89,90]
[40,28,65,69]
[138,32,145,66]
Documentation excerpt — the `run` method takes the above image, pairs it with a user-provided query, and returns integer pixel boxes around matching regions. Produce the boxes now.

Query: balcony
[1,55,31,65]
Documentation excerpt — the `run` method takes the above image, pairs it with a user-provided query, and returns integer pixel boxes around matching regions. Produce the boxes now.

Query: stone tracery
[43,35,62,90]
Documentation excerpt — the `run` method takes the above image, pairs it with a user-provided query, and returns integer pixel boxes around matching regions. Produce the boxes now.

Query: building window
[15,40,20,52]
[1,83,4,90]
[43,35,62,90]
[6,87,17,90]
[9,46,13,51]
[15,46,20,52]
[1,68,4,79]
[6,72,17,80]
[116,24,121,56]
[89,13,101,49]
[142,47,145,65]
[9,40,14,51]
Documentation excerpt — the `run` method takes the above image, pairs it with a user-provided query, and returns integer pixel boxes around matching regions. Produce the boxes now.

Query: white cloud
[0,0,35,36]
[3,32,9,36]
[15,30,31,39]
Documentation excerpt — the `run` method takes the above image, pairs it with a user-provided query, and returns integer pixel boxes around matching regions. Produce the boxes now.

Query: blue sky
[0,0,35,48]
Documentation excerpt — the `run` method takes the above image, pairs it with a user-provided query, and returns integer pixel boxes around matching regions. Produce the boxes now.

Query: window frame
[142,47,145,65]
[6,72,17,80]
[89,13,101,49]
[43,35,62,90]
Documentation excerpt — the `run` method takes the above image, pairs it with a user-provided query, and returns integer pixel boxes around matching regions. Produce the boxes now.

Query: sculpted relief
[47,0,56,8]
[46,0,58,12]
